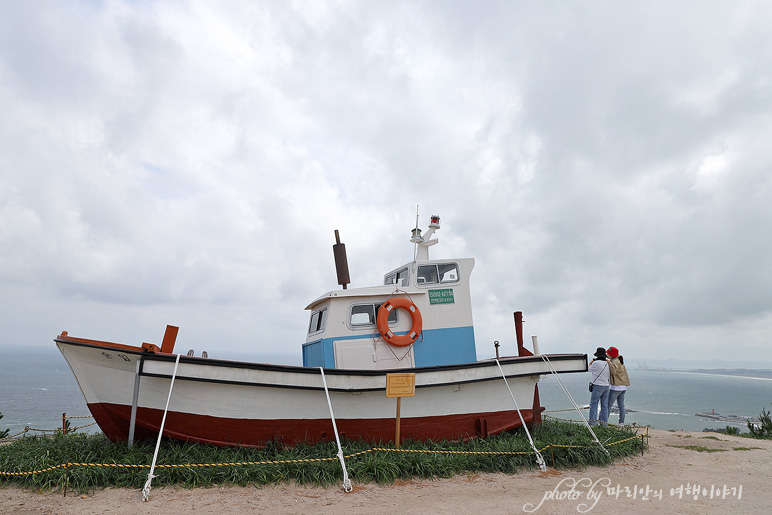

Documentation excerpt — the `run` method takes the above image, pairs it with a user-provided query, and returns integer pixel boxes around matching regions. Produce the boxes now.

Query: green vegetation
[56,418,72,436]
[0,413,8,440]
[747,407,772,439]
[703,425,741,435]
[665,444,727,453]
[0,420,645,493]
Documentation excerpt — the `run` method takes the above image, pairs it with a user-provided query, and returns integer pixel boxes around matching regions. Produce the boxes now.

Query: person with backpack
[588,347,610,426]
[607,346,631,426]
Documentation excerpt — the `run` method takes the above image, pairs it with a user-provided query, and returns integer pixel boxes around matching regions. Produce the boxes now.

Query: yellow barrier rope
[2,411,648,479]
[0,417,98,441]
[370,447,531,455]
[543,413,643,430]
[68,422,97,432]
[0,464,69,477]
[0,414,97,443]
[0,430,29,442]
[1,431,648,478]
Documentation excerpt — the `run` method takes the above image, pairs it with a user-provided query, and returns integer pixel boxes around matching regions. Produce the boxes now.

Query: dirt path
[2,428,769,514]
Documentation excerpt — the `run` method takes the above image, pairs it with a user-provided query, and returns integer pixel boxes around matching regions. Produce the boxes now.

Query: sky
[1,1,771,367]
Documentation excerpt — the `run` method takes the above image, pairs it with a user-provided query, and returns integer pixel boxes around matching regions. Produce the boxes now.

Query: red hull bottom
[88,401,544,448]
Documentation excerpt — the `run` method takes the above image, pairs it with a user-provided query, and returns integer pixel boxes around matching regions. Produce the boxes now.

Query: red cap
[606,346,619,358]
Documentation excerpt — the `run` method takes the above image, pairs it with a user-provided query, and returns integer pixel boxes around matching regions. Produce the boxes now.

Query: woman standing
[607,346,630,426]
[588,347,610,426]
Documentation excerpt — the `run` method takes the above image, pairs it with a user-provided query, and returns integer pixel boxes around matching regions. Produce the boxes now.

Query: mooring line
[495,359,546,471]
[142,353,181,502]
[319,367,353,492]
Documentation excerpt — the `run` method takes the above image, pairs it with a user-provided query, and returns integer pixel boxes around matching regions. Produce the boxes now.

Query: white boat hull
[56,334,587,447]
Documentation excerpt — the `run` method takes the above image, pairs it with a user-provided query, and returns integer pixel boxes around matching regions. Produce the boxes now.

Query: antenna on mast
[410,205,423,261]
[410,207,441,261]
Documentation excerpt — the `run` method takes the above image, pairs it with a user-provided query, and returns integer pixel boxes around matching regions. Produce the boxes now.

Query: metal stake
[128,357,142,449]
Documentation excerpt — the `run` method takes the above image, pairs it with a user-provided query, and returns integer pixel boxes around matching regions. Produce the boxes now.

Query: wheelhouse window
[349,303,398,327]
[417,263,459,285]
[384,267,410,287]
[438,263,458,282]
[308,308,327,335]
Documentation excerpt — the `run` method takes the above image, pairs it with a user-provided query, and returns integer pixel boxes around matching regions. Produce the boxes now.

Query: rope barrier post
[63,462,69,497]
[494,359,546,472]
[128,357,143,449]
[319,367,353,493]
[142,353,182,502]
[395,397,402,449]
[62,413,66,434]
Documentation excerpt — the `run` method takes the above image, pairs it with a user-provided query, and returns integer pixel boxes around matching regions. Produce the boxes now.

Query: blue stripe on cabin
[413,325,477,367]
[301,326,476,368]
[301,339,335,368]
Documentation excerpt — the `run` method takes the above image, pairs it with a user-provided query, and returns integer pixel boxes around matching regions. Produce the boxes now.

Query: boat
[55,215,587,447]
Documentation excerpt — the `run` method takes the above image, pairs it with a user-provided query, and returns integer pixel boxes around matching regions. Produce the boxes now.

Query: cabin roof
[305,285,427,310]
[305,257,475,311]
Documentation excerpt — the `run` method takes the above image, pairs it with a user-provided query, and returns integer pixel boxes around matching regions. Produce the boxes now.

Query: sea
[537,367,772,432]
[1,348,771,437]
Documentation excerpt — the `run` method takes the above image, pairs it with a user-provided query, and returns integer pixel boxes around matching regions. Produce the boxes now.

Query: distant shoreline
[631,367,772,379]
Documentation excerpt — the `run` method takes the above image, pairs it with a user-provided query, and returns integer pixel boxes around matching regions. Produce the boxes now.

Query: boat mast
[411,206,421,262]
[411,211,440,262]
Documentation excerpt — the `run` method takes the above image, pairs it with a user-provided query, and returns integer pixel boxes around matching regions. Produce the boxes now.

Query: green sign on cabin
[428,288,455,305]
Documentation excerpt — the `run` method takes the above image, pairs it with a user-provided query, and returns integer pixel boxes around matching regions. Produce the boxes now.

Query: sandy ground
[2,428,768,514]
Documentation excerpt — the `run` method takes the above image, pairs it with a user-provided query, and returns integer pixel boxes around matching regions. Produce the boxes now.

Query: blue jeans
[609,389,626,425]
[589,385,610,426]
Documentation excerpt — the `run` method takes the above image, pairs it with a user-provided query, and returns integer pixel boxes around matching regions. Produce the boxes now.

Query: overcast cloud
[1,0,771,366]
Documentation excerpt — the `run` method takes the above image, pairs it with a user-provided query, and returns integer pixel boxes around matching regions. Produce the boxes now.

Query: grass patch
[0,420,645,493]
[666,444,727,453]
[732,447,763,451]
[0,413,9,440]
[700,436,721,441]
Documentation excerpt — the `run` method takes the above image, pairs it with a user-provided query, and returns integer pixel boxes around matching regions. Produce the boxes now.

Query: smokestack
[333,230,350,289]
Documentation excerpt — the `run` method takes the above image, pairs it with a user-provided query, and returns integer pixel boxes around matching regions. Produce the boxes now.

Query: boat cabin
[302,217,477,370]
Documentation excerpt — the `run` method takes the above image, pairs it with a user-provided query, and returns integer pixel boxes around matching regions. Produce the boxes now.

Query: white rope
[142,353,182,502]
[319,367,353,493]
[495,359,546,471]
[540,354,610,456]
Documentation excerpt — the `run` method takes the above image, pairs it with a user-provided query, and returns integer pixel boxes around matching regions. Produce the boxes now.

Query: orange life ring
[377,297,422,347]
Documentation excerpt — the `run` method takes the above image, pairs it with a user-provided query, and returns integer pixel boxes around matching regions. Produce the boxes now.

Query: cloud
[1,0,771,365]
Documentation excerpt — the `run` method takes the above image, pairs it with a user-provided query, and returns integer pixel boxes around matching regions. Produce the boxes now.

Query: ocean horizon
[538,368,772,432]
[2,347,771,438]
